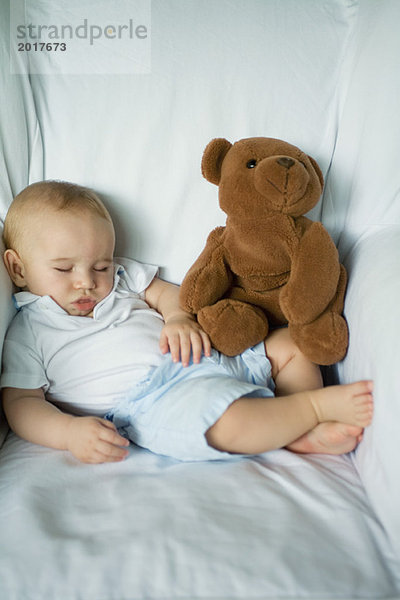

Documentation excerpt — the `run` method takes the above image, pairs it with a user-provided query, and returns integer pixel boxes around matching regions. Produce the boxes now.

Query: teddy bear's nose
[276,157,295,168]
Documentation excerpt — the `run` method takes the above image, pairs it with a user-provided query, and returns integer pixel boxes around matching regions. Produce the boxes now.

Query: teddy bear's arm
[179,227,232,314]
[280,222,341,324]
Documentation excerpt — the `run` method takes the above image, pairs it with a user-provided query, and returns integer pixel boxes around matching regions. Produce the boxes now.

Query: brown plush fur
[180,137,348,365]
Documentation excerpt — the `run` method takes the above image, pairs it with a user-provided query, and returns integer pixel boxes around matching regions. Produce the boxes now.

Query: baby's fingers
[189,332,204,365]
[161,331,182,363]
[159,329,171,356]
[178,337,191,366]
[99,419,130,448]
[93,439,130,463]
[159,320,211,366]
[159,329,183,363]
[189,328,212,365]
[199,329,211,358]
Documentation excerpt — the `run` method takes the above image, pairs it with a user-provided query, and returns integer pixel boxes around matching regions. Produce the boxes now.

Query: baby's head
[3,180,116,317]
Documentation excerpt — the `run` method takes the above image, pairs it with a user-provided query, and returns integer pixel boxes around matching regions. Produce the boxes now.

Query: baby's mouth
[72,297,97,312]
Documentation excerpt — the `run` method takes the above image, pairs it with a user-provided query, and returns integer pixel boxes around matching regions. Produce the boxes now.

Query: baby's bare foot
[287,423,364,455]
[308,380,373,428]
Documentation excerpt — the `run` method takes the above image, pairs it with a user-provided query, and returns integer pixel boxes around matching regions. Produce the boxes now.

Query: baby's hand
[66,416,130,464]
[160,314,211,367]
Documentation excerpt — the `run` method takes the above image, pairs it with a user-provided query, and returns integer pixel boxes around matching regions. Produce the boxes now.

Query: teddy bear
[179,136,348,365]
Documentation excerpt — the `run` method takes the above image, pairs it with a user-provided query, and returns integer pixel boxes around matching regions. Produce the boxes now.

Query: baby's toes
[356,395,374,426]
[345,424,364,437]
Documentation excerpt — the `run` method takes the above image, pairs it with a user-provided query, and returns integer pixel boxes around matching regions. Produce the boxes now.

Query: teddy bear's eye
[246,159,257,169]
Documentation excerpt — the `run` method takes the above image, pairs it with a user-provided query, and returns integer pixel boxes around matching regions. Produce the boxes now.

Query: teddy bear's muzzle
[253,155,310,213]
[276,157,295,169]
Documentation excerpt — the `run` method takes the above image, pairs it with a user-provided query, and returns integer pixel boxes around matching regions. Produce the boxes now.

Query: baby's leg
[264,328,322,396]
[205,381,373,456]
[265,328,367,454]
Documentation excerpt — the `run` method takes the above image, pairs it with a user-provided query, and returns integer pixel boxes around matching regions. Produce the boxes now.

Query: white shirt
[0,258,164,416]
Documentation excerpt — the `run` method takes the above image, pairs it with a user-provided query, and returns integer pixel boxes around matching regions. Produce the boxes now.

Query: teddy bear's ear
[201,138,232,185]
[308,155,324,189]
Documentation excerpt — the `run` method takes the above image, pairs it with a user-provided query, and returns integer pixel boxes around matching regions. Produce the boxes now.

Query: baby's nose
[73,273,95,289]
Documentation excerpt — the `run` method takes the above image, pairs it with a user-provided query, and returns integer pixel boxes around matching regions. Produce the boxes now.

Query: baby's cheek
[103,278,115,297]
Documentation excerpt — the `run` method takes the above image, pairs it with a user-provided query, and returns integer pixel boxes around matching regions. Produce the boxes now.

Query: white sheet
[0,433,398,599]
[338,225,400,566]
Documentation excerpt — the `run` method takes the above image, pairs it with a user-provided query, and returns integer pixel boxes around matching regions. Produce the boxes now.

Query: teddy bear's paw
[280,283,329,325]
[289,313,349,366]
[198,300,269,356]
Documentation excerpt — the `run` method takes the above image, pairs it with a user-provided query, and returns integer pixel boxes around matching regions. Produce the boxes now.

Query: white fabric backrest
[10,0,357,283]
[0,0,43,222]
[323,0,400,256]
[0,0,42,351]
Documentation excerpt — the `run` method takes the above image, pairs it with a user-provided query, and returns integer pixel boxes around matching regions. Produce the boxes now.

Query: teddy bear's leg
[198,299,269,356]
[289,313,348,366]
[289,266,349,366]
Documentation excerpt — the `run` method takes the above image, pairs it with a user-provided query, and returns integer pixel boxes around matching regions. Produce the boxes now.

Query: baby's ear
[201,138,232,185]
[3,249,26,287]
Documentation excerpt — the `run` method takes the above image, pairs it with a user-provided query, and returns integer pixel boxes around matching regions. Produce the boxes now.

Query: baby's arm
[2,387,129,463]
[145,277,211,366]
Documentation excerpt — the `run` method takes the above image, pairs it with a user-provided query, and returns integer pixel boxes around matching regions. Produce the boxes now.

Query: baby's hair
[3,180,113,251]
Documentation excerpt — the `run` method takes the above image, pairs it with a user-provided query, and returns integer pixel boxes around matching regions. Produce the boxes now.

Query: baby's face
[16,210,115,317]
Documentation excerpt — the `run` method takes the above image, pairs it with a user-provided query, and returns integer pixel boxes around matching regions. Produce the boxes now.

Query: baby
[0,181,373,464]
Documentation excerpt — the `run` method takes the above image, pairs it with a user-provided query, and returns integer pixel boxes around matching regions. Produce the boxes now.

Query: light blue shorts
[106,343,275,462]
